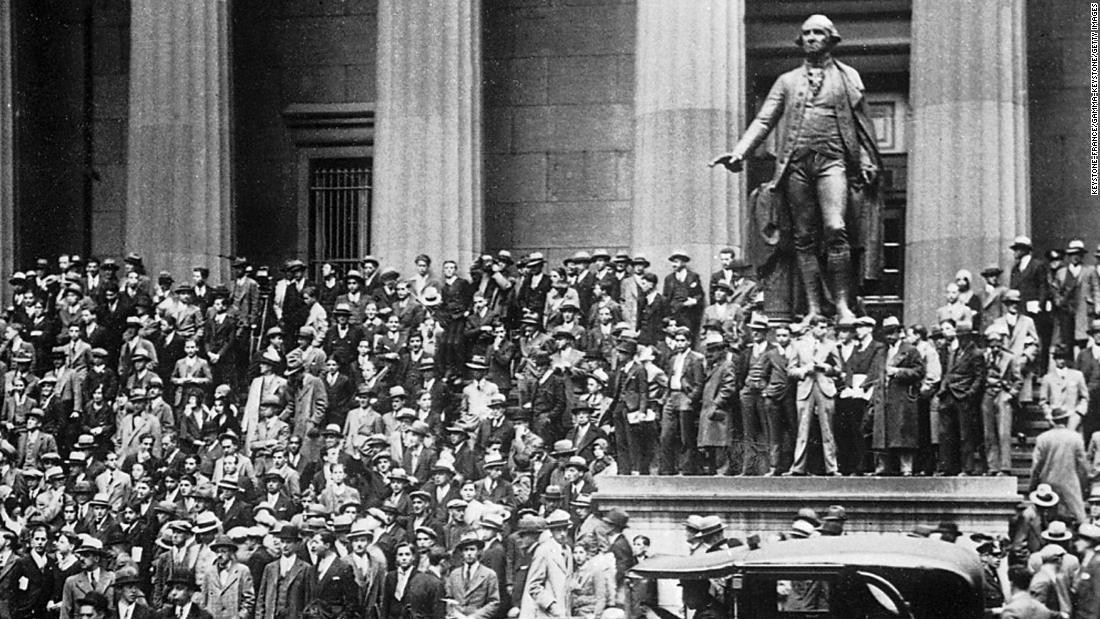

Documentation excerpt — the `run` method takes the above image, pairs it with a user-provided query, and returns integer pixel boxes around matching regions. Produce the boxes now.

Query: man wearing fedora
[256,525,316,619]
[1052,239,1091,352]
[201,535,254,619]
[663,251,705,340]
[60,537,116,619]
[936,319,987,477]
[1031,395,1090,526]
[445,532,501,619]
[980,322,1023,477]
[1039,345,1089,433]
[273,260,312,340]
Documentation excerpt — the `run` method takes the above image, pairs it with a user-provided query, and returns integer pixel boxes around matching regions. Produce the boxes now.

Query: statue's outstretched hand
[709,153,743,173]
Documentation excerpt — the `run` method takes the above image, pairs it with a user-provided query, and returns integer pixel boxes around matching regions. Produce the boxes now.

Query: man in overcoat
[871,316,924,475]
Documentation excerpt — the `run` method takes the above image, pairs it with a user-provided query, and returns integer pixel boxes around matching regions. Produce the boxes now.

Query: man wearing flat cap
[713,14,884,322]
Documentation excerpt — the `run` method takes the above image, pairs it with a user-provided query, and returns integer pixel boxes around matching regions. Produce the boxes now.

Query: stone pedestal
[125,0,232,281]
[596,475,1019,556]
[373,0,482,272]
[0,0,11,296]
[905,0,1029,324]
[632,0,746,277]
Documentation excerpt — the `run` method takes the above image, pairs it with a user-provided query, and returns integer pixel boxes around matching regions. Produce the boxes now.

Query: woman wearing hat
[543,268,580,330]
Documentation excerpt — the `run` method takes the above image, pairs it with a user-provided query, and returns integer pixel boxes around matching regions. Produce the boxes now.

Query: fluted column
[374,0,482,272]
[633,0,745,275]
[0,0,12,296]
[906,0,1029,323]
[125,0,232,281]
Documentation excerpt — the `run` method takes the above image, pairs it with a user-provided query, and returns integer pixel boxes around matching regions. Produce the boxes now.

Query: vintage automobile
[626,534,984,618]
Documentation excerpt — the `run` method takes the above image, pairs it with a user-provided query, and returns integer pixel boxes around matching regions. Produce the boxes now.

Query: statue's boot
[828,247,856,322]
[797,252,825,320]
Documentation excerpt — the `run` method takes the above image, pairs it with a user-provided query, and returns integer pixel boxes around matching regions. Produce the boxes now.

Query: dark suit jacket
[156,604,212,619]
[609,534,636,587]
[662,270,705,328]
[11,552,57,619]
[565,424,607,462]
[636,293,668,346]
[938,342,986,403]
[1074,553,1100,619]
[1011,255,1050,308]
[310,557,359,616]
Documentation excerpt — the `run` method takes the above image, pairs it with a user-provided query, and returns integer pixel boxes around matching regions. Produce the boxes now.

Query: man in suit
[936,321,987,476]
[343,521,387,619]
[256,525,316,619]
[663,252,705,339]
[831,317,876,476]
[1001,565,1057,619]
[1032,406,1090,527]
[981,323,1023,477]
[445,534,501,619]
[1073,524,1100,619]
[1052,239,1090,352]
[11,524,56,619]
[164,569,214,619]
[228,258,260,361]
[113,569,157,619]
[1040,345,1090,432]
[1078,319,1100,441]
[980,265,1007,329]
[1009,236,1053,358]
[659,326,705,475]
[785,316,842,476]
[201,535,254,619]
[439,260,473,376]
[519,510,571,618]
[602,509,635,606]
[19,408,57,469]
[60,538,116,619]
[204,290,239,394]
[609,341,647,476]
[564,405,606,463]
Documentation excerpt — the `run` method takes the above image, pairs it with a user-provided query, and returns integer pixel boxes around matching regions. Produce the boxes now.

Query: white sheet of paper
[132,546,143,563]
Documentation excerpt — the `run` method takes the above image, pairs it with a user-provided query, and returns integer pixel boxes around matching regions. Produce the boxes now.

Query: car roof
[630,534,982,584]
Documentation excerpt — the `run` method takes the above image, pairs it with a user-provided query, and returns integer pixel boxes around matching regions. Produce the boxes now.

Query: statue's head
[795,14,841,53]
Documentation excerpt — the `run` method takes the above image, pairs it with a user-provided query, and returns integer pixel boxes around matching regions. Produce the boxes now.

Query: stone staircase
[1010,402,1055,495]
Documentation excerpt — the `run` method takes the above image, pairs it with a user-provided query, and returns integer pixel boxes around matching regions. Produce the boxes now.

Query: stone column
[125,0,232,281]
[906,0,1029,324]
[373,0,482,272]
[0,0,12,296]
[632,0,745,276]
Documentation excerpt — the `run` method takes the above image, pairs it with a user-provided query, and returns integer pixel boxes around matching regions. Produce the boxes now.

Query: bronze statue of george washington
[712,14,884,322]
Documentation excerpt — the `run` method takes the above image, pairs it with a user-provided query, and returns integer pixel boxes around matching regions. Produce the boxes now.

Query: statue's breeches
[785,153,849,254]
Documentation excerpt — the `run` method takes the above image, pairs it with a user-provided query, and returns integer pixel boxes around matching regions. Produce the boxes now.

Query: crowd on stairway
[0,231,1096,618]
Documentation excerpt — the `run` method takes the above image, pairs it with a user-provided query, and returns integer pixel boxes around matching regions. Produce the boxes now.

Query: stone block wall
[232,0,378,270]
[483,0,635,267]
[91,0,129,258]
[1028,0,1099,251]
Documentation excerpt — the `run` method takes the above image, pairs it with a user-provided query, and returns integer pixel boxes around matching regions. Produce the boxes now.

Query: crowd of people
[0,231,1092,618]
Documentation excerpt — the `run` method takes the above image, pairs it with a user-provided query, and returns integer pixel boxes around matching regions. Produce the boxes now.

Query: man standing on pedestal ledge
[711,14,884,322]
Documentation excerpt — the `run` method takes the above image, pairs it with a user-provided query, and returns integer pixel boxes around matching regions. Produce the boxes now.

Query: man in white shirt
[112,571,147,619]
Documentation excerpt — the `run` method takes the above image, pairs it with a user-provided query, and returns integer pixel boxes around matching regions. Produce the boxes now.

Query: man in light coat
[445,533,500,619]
[1039,345,1089,432]
[519,511,571,619]
[201,535,254,619]
[1031,407,1090,528]
[785,316,841,476]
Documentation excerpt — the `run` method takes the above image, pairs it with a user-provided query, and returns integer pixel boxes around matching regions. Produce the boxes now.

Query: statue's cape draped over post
[744,58,885,318]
